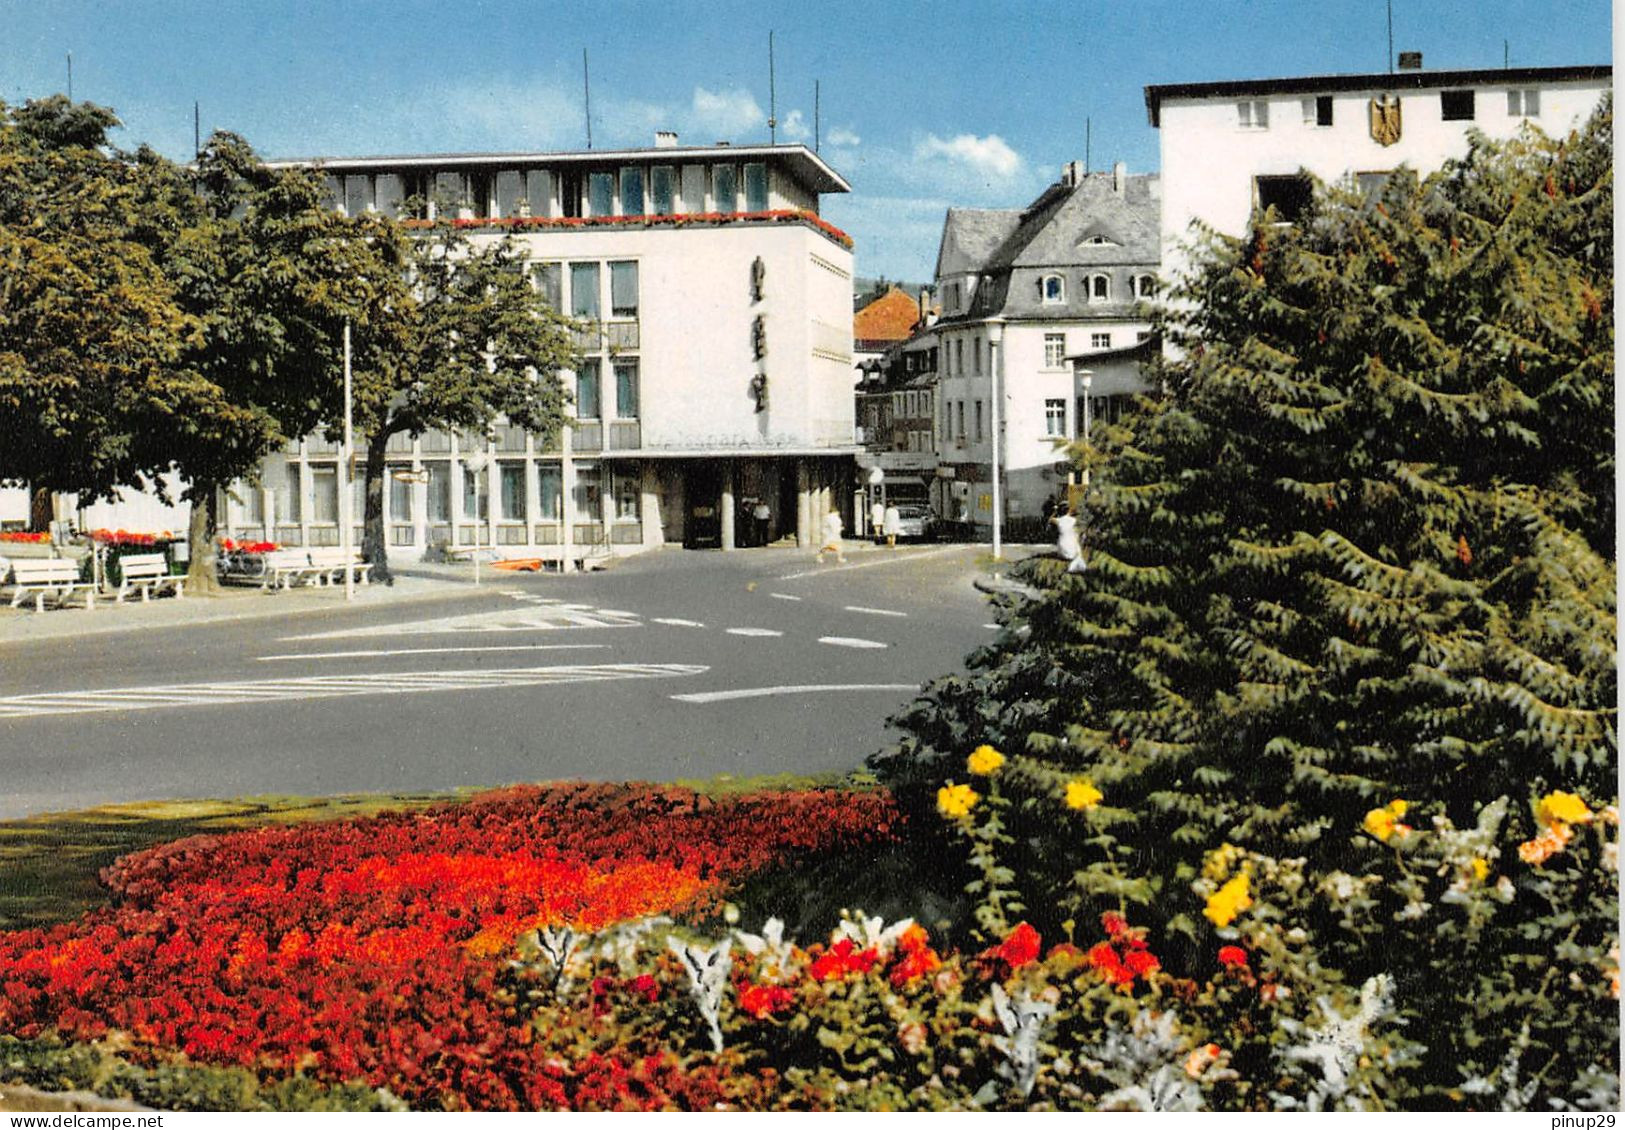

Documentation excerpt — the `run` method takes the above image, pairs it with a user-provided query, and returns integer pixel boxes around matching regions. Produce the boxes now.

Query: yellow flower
[966,745,1005,776]
[1363,799,1411,843]
[937,782,981,819]
[1537,790,1591,828]
[1065,779,1103,811]
[1470,858,1490,882]
[1204,873,1252,929]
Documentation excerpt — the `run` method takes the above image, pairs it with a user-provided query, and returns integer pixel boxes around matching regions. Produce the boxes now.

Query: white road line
[652,617,705,627]
[725,627,784,637]
[777,544,964,581]
[284,605,640,640]
[984,623,1002,630]
[0,664,708,720]
[769,593,802,601]
[819,636,889,649]
[843,605,908,618]
[671,683,918,704]
[258,643,609,662]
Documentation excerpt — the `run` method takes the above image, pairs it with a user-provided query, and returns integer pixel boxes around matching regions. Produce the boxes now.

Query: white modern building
[3,140,860,562]
[1146,60,1612,280]
[931,162,1160,533]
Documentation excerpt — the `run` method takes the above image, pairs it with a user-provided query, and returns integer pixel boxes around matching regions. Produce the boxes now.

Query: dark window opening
[1255,174,1313,223]
[1315,94,1334,126]
[1441,89,1476,121]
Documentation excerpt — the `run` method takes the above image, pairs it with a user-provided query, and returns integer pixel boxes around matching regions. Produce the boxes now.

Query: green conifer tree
[885,101,1615,1107]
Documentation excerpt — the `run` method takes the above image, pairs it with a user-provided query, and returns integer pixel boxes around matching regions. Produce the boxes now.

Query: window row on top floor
[1037,272,1156,304]
[328,161,771,222]
[1235,87,1544,130]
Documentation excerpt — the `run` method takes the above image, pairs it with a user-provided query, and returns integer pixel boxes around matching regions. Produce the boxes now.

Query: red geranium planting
[0,783,897,1110]
[1217,945,1250,969]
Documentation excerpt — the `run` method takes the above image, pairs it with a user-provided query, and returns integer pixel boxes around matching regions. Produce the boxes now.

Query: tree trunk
[362,432,393,585]
[28,487,51,533]
[186,485,222,596]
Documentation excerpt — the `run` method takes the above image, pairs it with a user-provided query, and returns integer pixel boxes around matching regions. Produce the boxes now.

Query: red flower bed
[88,529,173,547]
[0,531,50,544]
[407,208,855,249]
[0,783,897,1109]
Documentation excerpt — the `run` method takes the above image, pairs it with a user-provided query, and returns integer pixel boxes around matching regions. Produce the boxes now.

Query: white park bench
[112,552,186,603]
[258,549,326,590]
[305,547,372,587]
[2,556,97,612]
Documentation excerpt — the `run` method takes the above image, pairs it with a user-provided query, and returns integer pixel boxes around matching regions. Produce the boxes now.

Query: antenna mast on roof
[1505,39,1510,68]
[1386,0,1394,73]
[1086,117,1091,173]
[583,48,593,149]
[768,31,777,144]
[66,52,72,100]
[194,101,200,158]
[814,79,820,152]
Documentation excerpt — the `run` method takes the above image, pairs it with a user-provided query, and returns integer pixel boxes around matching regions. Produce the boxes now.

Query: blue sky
[3,0,1612,281]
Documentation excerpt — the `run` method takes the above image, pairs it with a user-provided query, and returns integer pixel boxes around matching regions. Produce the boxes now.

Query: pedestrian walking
[1052,504,1086,574]
[816,509,846,564]
[870,498,885,543]
[883,502,902,549]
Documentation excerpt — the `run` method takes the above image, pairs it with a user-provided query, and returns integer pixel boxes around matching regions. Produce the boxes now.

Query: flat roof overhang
[1145,63,1611,126]
[268,142,851,195]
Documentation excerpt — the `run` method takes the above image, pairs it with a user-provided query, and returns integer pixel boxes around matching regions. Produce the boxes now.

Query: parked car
[890,503,935,542]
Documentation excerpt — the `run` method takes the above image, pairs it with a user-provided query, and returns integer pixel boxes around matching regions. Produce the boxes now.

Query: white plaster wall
[1159,76,1609,276]
[479,222,853,451]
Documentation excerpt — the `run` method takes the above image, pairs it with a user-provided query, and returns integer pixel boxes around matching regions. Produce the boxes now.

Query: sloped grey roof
[935,207,1022,277]
[934,170,1161,323]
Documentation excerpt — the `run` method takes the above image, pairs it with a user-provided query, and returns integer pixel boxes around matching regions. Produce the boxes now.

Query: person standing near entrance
[816,509,846,564]
[870,498,885,544]
[883,502,902,549]
[753,499,771,547]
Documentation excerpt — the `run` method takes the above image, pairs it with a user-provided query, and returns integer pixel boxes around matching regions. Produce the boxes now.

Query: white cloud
[825,125,861,147]
[913,132,1024,181]
[779,109,809,140]
[689,86,764,138]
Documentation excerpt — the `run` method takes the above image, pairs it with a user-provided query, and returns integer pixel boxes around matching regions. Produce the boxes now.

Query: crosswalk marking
[844,605,908,618]
[0,664,708,720]
[725,627,783,637]
[819,637,889,649]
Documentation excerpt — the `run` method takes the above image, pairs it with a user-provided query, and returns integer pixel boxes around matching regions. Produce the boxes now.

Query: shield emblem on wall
[1369,94,1402,146]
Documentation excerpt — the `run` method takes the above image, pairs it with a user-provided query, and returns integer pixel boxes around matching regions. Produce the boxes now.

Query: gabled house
[931,162,1160,533]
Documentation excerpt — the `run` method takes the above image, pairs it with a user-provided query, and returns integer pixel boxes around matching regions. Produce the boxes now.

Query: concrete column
[796,460,812,548]
[296,453,311,548]
[640,463,661,548]
[560,427,575,570]
[720,460,736,552]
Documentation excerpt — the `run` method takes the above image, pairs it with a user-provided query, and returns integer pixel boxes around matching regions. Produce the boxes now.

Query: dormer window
[1040,274,1065,304]
[1082,234,1116,246]
[1132,274,1156,299]
[1088,274,1111,302]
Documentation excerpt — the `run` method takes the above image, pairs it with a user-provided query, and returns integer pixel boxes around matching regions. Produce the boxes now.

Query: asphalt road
[0,545,1002,818]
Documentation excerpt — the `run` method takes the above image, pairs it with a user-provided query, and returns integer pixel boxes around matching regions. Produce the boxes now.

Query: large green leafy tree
[171,133,402,589]
[886,104,1614,1105]
[0,97,236,529]
[347,212,577,583]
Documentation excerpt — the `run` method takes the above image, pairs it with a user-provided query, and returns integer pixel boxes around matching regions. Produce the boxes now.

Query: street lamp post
[1078,368,1095,488]
[340,321,355,602]
[464,450,488,586]
[986,320,1005,560]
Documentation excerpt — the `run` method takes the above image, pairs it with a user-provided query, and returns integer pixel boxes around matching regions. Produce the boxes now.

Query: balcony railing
[609,421,641,450]
[606,320,640,352]
[573,422,603,452]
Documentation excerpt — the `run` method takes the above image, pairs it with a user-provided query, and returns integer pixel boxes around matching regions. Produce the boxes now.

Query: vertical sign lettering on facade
[749,257,769,413]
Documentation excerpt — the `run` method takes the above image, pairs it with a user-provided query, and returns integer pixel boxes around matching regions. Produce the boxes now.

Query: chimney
[1061,160,1084,187]
[919,289,929,322]
[655,130,679,148]
[1113,161,1126,195]
[1398,51,1423,70]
